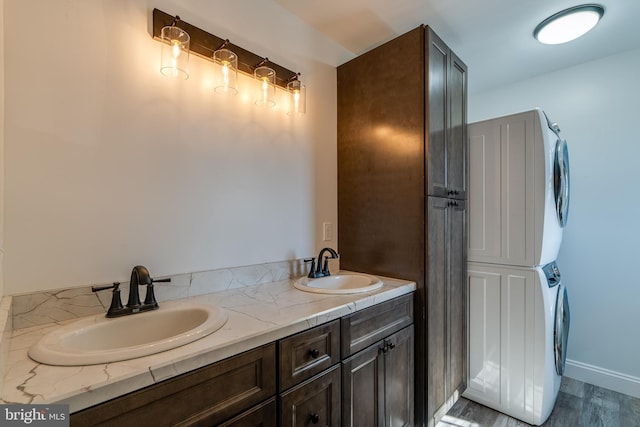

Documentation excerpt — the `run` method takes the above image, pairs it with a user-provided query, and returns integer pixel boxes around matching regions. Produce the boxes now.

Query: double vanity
[1,268,415,426]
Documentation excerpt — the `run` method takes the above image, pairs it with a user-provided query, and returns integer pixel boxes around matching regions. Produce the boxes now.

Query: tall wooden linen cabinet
[337,26,468,427]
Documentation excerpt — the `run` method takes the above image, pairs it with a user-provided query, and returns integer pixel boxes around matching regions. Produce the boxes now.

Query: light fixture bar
[152,8,299,88]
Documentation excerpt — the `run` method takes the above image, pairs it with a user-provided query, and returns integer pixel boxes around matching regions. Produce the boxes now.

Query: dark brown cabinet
[341,294,414,427]
[427,197,467,420]
[338,25,467,427]
[280,365,341,427]
[71,295,414,427]
[342,326,414,427]
[70,344,276,427]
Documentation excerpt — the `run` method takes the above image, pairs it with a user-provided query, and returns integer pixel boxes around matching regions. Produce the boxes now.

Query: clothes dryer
[467,108,570,266]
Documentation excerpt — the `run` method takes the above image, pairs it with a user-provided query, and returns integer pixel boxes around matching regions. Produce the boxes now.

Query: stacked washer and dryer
[464,108,570,425]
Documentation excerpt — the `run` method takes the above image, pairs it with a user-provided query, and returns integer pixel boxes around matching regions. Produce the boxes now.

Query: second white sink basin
[294,272,383,294]
[28,301,228,366]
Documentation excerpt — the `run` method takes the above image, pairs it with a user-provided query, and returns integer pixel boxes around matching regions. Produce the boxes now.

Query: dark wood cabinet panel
[427,197,448,413]
[427,197,468,418]
[217,398,277,427]
[448,200,467,397]
[337,27,425,284]
[71,344,276,427]
[384,326,415,427]
[279,365,341,427]
[426,28,449,199]
[279,320,340,392]
[341,294,413,357]
[338,24,467,427]
[447,51,468,200]
[342,326,415,427]
[342,337,385,427]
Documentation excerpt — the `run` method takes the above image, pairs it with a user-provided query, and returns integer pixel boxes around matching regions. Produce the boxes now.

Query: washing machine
[535,261,570,424]
[465,260,570,425]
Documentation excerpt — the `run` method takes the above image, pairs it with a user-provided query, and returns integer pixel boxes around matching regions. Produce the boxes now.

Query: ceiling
[273,0,640,94]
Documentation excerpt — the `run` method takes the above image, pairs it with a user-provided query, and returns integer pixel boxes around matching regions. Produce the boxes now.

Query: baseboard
[565,359,640,399]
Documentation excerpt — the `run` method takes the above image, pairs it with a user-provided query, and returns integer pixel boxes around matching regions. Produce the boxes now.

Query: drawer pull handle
[309,348,320,358]
[310,413,320,424]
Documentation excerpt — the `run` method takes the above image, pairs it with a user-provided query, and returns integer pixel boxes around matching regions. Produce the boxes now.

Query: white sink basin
[294,272,383,294]
[28,301,228,366]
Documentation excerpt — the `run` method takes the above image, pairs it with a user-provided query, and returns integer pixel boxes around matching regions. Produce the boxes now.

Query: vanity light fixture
[152,9,306,115]
[212,40,239,95]
[287,74,307,115]
[254,59,277,108]
[534,4,605,45]
[159,15,190,79]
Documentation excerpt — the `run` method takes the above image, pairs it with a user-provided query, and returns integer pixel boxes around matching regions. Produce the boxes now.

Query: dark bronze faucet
[304,247,339,278]
[92,265,171,318]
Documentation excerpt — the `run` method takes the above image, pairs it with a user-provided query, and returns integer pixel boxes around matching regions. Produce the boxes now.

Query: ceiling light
[534,4,604,45]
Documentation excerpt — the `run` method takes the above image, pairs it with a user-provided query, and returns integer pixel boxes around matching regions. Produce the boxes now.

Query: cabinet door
[427,196,448,415]
[426,28,468,199]
[342,340,385,427]
[427,197,467,422]
[426,28,449,198]
[448,200,467,397]
[446,51,467,200]
[384,326,415,427]
[280,365,341,427]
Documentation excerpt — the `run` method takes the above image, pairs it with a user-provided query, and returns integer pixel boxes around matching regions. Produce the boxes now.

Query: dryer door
[554,139,570,227]
[554,283,570,375]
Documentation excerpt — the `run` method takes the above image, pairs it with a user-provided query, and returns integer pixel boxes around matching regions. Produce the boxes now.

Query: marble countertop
[0,273,415,413]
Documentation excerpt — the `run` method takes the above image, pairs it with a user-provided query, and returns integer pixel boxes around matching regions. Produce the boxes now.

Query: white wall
[2,0,351,295]
[469,47,640,396]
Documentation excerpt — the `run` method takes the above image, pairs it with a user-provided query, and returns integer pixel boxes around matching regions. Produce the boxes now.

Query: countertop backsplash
[8,258,328,331]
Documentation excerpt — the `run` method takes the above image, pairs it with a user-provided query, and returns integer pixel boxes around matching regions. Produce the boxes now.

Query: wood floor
[437,377,640,427]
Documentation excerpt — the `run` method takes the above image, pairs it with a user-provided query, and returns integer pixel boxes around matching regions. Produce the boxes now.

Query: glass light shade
[534,5,604,45]
[254,66,276,107]
[160,25,190,79]
[213,48,238,95]
[287,79,306,115]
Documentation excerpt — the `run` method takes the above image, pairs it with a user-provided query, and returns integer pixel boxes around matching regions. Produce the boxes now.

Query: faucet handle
[143,277,170,308]
[304,258,317,278]
[92,282,124,317]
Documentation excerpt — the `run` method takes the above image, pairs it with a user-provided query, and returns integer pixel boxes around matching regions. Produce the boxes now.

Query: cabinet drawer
[71,344,276,427]
[280,365,341,427]
[279,320,340,391]
[341,294,413,357]
[218,398,277,427]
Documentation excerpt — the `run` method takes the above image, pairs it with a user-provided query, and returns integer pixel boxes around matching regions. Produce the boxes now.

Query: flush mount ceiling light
[534,4,605,45]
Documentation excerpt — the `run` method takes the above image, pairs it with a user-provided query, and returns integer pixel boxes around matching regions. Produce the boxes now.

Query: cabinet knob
[309,413,320,424]
[388,342,396,350]
[309,348,320,358]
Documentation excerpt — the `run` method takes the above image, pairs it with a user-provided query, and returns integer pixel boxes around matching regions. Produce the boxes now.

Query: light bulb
[262,78,269,103]
[171,40,181,58]
[222,62,230,88]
